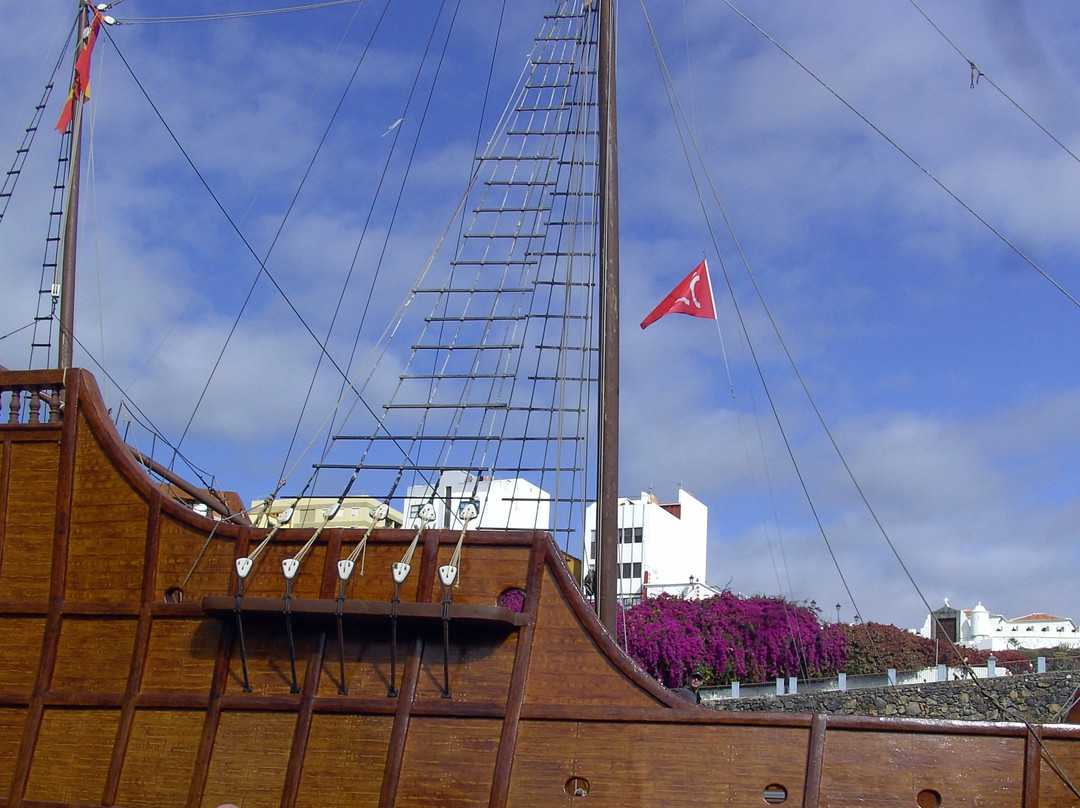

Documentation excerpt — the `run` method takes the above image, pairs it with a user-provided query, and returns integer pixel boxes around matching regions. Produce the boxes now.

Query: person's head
[688,670,704,689]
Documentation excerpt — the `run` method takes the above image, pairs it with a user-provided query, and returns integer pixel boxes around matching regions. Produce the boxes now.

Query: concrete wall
[704,671,1080,722]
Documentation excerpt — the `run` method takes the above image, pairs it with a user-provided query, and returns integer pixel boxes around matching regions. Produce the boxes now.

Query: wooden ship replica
[2,1,1080,806]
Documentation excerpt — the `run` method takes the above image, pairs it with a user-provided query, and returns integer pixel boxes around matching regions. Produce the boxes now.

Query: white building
[402,470,550,531]
[917,600,1080,651]
[584,489,709,606]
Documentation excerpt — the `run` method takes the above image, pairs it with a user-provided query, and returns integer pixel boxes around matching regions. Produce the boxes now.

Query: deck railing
[707,654,1068,700]
[0,373,63,426]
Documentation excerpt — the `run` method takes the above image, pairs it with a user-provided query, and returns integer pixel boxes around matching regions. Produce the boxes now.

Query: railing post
[8,389,20,423]
[937,664,947,682]
[1038,656,1046,674]
[987,654,997,677]
[775,678,784,695]
[730,681,740,699]
[837,672,846,691]
[788,676,798,695]
[887,668,897,686]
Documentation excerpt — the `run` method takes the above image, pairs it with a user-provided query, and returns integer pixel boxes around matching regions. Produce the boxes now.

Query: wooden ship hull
[2,368,1080,807]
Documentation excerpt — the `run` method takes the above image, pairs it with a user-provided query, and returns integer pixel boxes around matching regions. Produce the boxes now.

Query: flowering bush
[497,587,526,613]
[618,593,846,687]
[838,622,936,674]
[838,623,1034,674]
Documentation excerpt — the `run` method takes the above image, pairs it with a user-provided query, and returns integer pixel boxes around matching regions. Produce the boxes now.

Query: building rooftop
[1012,612,1065,623]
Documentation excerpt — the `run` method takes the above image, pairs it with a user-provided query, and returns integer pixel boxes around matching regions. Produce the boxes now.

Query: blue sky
[3,1,1080,632]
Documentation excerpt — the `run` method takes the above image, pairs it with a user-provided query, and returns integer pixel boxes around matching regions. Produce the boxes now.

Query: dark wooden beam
[596,0,620,634]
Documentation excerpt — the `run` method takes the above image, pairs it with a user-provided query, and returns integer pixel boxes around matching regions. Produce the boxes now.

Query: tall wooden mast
[57,3,93,370]
[596,0,620,633]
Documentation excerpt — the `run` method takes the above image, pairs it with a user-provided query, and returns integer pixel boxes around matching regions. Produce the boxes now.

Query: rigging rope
[307,0,464,491]
[114,0,364,25]
[95,23,434,489]
[906,0,1080,169]
[719,0,1080,311]
[639,0,870,676]
[643,0,1080,794]
[283,0,395,486]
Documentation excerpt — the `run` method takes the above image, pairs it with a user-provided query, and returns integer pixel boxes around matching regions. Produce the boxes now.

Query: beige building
[249,496,404,530]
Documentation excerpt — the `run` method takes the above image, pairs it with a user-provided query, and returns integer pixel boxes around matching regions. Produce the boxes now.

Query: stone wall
[704,671,1080,722]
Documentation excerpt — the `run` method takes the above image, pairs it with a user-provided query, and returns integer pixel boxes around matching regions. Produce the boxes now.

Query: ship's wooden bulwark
[1,368,1079,807]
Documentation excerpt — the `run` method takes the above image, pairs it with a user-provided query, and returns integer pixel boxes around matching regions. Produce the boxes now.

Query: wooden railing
[0,370,63,426]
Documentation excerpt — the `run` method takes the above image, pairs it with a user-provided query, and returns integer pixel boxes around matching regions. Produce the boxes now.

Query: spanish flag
[56,9,105,134]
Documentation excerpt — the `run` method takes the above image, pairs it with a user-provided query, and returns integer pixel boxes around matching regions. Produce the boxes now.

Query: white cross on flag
[640,260,716,329]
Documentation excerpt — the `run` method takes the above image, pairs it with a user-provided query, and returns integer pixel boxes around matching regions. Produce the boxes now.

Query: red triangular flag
[56,10,104,133]
[640,260,716,329]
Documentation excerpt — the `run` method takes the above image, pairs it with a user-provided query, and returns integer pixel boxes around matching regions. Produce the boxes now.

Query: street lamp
[835,603,841,623]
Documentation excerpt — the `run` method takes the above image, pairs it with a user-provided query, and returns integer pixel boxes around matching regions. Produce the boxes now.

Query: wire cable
[720,0,1080,310]
[115,1,363,25]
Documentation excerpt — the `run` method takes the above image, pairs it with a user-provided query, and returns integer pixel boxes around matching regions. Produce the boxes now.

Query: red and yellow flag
[56,9,105,133]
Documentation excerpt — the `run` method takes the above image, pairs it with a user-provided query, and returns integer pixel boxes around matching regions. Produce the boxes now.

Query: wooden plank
[316,630,399,700]
[199,710,296,808]
[102,495,163,804]
[222,616,319,697]
[155,514,236,602]
[50,617,137,693]
[133,693,213,710]
[141,618,223,695]
[802,713,826,808]
[0,618,46,693]
[202,595,527,626]
[280,633,328,808]
[531,540,681,709]
[0,368,68,387]
[488,534,545,808]
[41,693,124,708]
[318,528,343,599]
[378,531,442,808]
[3,373,81,806]
[115,709,206,808]
[0,436,8,589]
[378,639,427,808]
[1025,726,1042,808]
[1,442,60,601]
[186,621,237,808]
[294,713,393,808]
[523,566,664,710]
[818,728,1025,807]
[24,708,121,804]
[506,721,808,806]
[0,708,27,798]
[395,717,502,807]
[1037,738,1080,807]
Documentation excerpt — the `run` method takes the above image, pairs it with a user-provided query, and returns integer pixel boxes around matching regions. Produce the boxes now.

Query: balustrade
[0,379,62,425]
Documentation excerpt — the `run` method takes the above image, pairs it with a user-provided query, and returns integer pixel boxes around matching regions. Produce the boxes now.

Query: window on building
[409,504,421,519]
[617,527,643,544]
[620,562,642,578]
